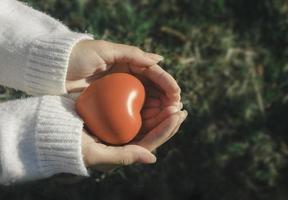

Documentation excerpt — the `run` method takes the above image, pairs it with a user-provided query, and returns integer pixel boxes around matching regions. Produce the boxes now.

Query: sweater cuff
[26,32,93,96]
[35,96,89,178]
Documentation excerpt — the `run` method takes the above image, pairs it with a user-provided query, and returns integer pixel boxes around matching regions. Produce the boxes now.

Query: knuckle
[119,158,131,166]
[118,147,134,166]
[120,159,128,166]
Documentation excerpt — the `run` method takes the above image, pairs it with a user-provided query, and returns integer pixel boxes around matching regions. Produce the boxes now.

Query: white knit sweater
[0,0,94,184]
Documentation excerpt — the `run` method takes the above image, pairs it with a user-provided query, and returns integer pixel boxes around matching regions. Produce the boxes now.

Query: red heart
[76,73,145,145]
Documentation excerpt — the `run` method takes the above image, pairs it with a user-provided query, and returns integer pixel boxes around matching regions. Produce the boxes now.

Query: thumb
[92,144,157,166]
[95,41,163,67]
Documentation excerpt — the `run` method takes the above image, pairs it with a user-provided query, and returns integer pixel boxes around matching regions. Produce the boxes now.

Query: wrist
[35,96,89,177]
[66,39,95,93]
[26,32,93,96]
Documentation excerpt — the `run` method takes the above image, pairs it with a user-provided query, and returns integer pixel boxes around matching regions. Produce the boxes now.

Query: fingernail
[164,106,180,116]
[145,53,164,62]
[150,154,157,163]
[146,153,157,164]
[170,106,180,113]
[177,102,183,110]
[166,93,181,102]
[182,110,188,120]
[169,101,182,109]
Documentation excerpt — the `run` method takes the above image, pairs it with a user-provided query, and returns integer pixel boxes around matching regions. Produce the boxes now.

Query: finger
[130,64,180,94]
[141,102,183,120]
[143,85,172,106]
[141,107,162,120]
[145,86,163,98]
[145,52,164,62]
[143,65,181,100]
[131,67,173,102]
[92,144,157,166]
[66,79,90,93]
[177,102,184,110]
[143,97,161,108]
[163,110,188,143]
[142,105,180,132]
[130,65,181,105]
[135,111,183,151]
[95,41,162,67]
[144,84,182,107]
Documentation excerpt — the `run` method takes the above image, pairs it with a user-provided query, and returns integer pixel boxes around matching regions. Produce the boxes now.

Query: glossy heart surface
[76,73,145,145]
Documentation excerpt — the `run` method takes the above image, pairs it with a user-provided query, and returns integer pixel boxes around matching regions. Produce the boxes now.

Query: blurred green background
[1,0,288,199]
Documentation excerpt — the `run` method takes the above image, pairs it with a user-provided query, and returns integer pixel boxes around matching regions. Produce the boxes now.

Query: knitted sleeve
[0,0,93,96]
[0,96,88,185]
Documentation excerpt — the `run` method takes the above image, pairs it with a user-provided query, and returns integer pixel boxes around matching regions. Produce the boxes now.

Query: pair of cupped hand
[67,40,187,172]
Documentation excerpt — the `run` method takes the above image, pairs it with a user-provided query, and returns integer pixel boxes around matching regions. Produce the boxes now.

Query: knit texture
[35,96,88,177]
[0,96,88,185]
[0,0,93,96]
[26,32,93,95]
[0,0,93,184]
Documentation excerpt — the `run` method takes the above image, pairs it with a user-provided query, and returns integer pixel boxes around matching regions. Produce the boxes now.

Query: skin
[66,40,188,172]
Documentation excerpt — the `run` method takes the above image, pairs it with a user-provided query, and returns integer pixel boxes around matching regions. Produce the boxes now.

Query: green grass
[1,0,288,199]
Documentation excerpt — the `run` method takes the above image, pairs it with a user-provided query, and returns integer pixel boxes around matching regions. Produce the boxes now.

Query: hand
[67,40,180,106]
[82,108,187,171]
[68,40,187,170]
